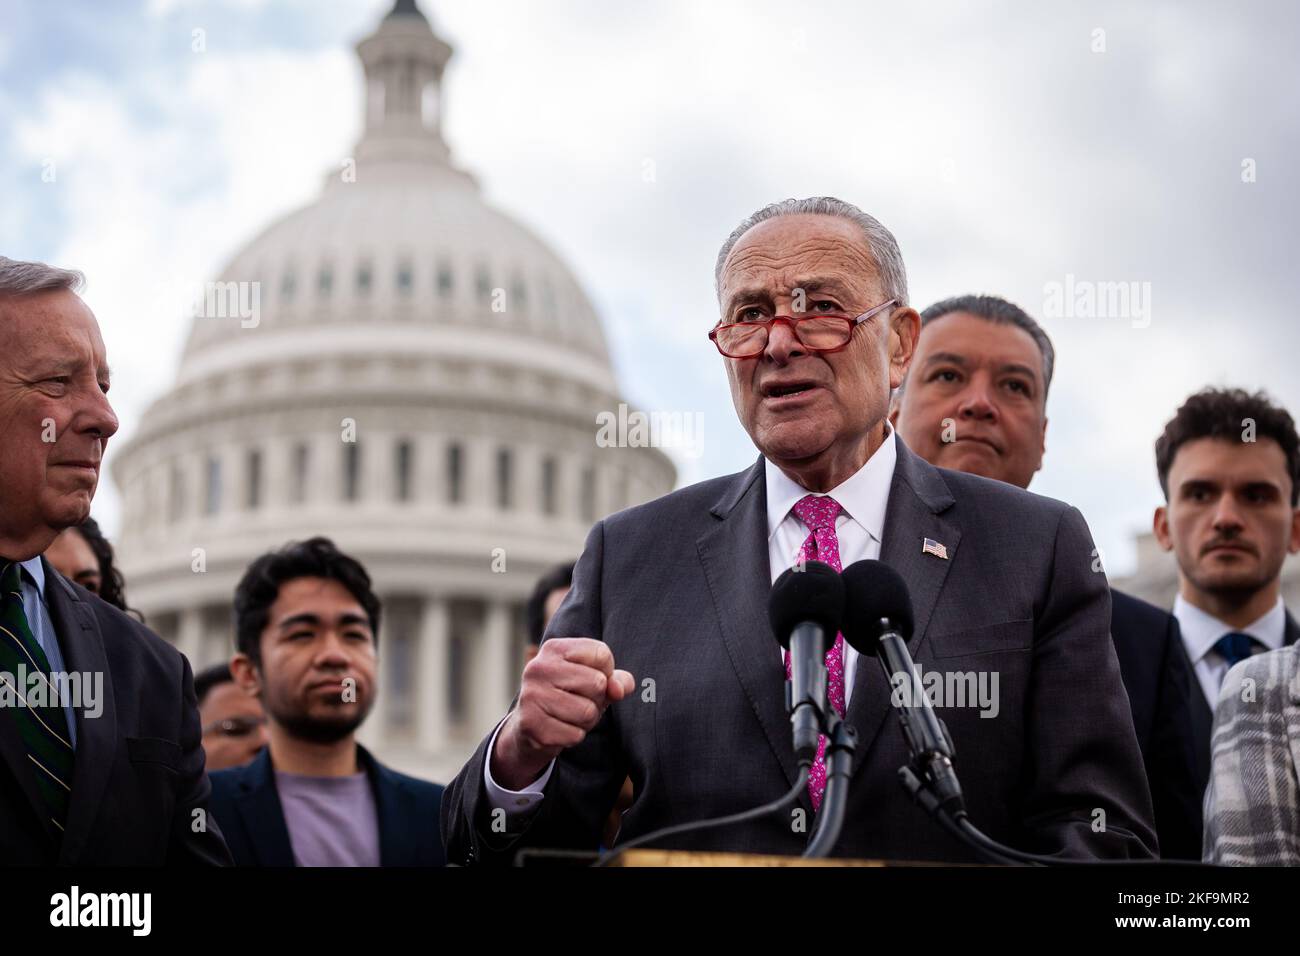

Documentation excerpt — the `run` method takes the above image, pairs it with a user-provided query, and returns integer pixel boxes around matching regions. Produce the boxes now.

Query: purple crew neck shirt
[274,769,381,867]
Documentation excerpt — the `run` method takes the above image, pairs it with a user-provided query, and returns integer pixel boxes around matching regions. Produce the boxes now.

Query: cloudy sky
[2,0,1296,576]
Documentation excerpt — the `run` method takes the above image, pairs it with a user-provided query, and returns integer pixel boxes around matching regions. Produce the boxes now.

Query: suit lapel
[234,749,296,866]
[696,457,811,813]
[42,561,119,864]
[363,746,411,866]
[1284,611,1299,647]
[845,441,961,780]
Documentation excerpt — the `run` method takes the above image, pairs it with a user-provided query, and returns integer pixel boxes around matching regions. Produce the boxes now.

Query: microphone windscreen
[840,559,914,650]
[768,560,844,649]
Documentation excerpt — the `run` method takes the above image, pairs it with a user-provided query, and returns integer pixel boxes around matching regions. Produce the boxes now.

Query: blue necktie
[1212,630,1263,668]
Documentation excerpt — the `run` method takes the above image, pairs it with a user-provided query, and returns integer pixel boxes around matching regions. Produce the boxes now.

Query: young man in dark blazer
[0,258,230,864]
[208,537,445,866]
[1151,387,1300,841]
[892,294,1203,859]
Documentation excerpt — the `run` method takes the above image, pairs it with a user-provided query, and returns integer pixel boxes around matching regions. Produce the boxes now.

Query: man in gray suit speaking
[440,198,1157,863]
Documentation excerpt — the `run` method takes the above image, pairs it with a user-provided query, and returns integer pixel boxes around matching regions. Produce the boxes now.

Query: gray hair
[714,197,909,307]
[906,293,1055,400]
[0,256,85,298]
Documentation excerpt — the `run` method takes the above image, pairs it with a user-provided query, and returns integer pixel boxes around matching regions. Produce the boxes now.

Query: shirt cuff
[482,717,556,817]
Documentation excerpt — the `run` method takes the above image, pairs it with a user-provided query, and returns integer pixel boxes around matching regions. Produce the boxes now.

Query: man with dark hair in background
[1152,387,1300,807]
[195,663,267,772]
[524,562,574,668]
[208,536,446,866]
[892,293,1203,858]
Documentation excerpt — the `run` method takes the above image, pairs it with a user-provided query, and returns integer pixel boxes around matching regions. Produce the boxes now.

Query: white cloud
[9,46,355,536]
[9,0,1298,581]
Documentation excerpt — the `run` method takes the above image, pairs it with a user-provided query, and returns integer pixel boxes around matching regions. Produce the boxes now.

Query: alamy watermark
[0,666,103,718]
[890,668,1000,718]
[147,278,262,329]
[1043,274,1151,329]
[595,403,704,459]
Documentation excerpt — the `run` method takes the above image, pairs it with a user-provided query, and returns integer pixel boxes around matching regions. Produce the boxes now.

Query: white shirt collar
[1173,593,1287,665]
[13,555,46,598]
[764,422,897,542]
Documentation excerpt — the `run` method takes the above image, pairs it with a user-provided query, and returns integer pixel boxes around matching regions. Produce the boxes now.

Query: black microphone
[840,560,964,817]
[768,560,843,766]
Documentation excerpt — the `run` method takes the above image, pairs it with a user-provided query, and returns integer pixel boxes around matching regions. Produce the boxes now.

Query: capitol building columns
[417,595,451,753]
[109,0,678,781]
[475,599,514,736]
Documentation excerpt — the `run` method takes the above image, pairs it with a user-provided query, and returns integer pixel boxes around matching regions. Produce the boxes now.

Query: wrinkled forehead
[0,290,107,366]
[719,215,881,307]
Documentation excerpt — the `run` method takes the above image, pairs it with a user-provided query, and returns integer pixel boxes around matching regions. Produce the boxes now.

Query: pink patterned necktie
[784,494,846,811]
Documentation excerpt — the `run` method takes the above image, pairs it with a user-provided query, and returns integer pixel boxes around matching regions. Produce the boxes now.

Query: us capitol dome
[110,0,677,780]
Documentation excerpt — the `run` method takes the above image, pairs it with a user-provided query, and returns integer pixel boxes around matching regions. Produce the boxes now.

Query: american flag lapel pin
[922,537,949,560]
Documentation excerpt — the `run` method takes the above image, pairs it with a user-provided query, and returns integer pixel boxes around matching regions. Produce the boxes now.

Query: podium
[513,848,919,866]
[609,849,889,867]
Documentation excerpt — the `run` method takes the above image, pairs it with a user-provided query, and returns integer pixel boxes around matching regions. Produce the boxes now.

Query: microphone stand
[802,715,858,858]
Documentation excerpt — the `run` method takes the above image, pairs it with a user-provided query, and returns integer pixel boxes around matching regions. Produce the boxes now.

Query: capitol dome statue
[110,0,677,780]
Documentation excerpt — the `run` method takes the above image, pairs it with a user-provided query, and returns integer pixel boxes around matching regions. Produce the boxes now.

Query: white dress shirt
[1172,593,1287,710]
[483,425,900,818]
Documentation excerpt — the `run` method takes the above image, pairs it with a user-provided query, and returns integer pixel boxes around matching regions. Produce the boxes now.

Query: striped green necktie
[0,561,74,833]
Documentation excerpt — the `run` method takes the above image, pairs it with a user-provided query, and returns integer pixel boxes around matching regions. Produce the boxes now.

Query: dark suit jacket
[208,745,446,866]
[0,559,231,864]
[1109,591,1202,859]
[1186,609,1300,810]
[441,440,1158,863]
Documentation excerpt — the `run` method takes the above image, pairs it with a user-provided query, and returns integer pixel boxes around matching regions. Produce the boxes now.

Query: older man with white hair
[441,198,1157,863]
[0,256,230,864]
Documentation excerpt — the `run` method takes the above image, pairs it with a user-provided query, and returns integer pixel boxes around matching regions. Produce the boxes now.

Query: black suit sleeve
[440,519,629,865]
[1021,506,1158,858]
[166,653,233,865]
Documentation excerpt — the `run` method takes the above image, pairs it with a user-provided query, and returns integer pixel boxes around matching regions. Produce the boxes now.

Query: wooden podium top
[610,849,890,867]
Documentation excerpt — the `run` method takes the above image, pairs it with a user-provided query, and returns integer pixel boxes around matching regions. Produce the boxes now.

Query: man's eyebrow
[277,612,322,630]
[1241,480,1283,493]
[922,351,969,367]
[721,286,772,313]
[721,278,855,314]
[277,611,371,630]
[997,362,1041,382]
[791,278,853,297]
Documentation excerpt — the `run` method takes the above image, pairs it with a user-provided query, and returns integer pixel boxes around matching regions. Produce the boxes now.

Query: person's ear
[887,308,921,389]
[1153,505,1173,551]
[1289,505,1300,555]
[229,653,263,697]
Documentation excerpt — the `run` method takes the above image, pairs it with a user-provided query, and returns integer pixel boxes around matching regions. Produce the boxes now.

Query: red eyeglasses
[709,299,897,358]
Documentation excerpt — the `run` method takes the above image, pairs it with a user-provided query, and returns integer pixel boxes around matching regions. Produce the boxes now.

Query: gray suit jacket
[441,440,1157,863]
[1203,644,1300,864]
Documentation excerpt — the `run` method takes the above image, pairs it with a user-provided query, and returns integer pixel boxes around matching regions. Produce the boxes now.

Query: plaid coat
[1203,644,1300,864]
